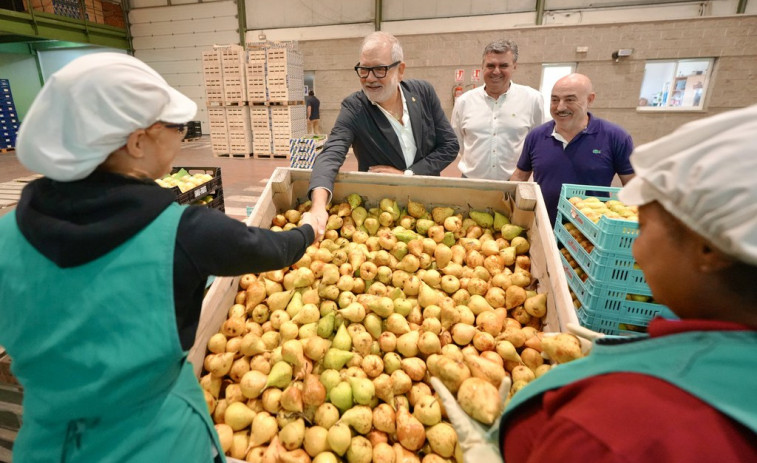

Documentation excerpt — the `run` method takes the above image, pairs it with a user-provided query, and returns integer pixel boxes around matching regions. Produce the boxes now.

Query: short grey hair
[361,31,404,62]
[483,40,519,62]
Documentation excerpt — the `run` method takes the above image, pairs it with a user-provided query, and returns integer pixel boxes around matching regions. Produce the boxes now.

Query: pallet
[213,152,253,159]
[0,148,14,154]
[250,100,305,106]
[253,152,288,159]
[206,100,249,107]
[181,137,202,143]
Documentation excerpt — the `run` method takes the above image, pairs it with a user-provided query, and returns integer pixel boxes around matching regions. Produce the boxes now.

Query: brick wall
[301,15,757,145]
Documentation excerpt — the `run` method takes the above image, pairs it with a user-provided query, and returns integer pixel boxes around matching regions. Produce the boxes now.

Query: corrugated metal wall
[129,1,240,132]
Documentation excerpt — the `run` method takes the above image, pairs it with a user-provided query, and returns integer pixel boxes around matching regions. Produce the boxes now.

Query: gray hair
[483,40,519,62]
[361,31,404,62]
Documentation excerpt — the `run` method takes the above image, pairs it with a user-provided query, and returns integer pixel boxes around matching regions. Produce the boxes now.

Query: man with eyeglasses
[451,40,545,181]
[308,31,458,236]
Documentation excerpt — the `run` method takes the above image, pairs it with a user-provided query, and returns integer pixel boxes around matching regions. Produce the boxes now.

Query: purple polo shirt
[516,113,634,225]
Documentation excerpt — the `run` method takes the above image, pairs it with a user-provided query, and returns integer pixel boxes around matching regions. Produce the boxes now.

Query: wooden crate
[188,169,576,377]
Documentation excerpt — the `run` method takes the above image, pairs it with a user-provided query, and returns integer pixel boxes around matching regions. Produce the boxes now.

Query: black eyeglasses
[354,61,401,79]
[161,122,188,136]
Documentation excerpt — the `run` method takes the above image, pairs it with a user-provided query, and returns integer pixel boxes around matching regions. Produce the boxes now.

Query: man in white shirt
[452,40,545,180]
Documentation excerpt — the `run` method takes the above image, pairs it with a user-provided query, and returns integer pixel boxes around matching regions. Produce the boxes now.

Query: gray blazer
[308,79,459,194]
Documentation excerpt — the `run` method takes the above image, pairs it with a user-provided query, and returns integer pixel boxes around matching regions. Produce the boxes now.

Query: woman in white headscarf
[0,53,318,463]
[434,105,757,463]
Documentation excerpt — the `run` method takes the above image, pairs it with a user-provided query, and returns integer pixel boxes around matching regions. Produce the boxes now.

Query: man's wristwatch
[404,169,414,176]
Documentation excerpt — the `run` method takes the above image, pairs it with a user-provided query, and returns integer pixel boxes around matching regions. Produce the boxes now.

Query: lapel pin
[412,97,416,102]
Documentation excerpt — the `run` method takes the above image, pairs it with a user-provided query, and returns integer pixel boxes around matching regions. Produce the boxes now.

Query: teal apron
[0,205,224,462]
[500,331,757,438]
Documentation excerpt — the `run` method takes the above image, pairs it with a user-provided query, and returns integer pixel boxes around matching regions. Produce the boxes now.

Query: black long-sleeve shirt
[16,171,314,349]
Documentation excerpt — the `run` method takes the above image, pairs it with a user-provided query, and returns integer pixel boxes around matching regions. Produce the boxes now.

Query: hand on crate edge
[430,377,509,463]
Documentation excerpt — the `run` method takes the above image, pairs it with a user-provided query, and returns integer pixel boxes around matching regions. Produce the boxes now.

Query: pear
[332,323,352,351]
[469,210,494,229]
[302,336,331,362]
[394,228,418,244]
[415,218,434,236]
[329,381,354,413]
[463,353,506,388]
[317,311,336,338]
[319,369,342,396]
[286,291,304,318]
[524,293,547,318]
[442,231,456,247]
[265,361,293,389]
[418,282,440,308]
[505,285,527,309]
[396,407,425,451]
[327,422,352,456]
[326,215,344,231]
[379,198,401,221]
[390,241,409,260]
[367,296,394,318]
[268,289,294,312]
[347,378,376,407]
[323,348,354,370]
[432,207,455,224]
[426,423,457,458]
[511,236,531,255]
[407,199,427,219]
[340,301,366,323]
[399,215,416,230]
[351,206,368,227]
[346,193,362,209]
[501,223,524,240]
[494,211,510,230]
[364,217,380,235]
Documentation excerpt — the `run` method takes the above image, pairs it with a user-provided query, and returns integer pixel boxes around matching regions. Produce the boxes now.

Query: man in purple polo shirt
[511,73,635,225]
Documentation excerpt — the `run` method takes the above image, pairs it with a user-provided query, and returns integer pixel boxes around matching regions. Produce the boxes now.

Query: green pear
[265,361,293,389]
[323,348,354,370]
[501,223,524,240]
[442,231,456,247]
[268,289,295,312]
[347,378,376,406]
[320,368,342,396]
[394,228,418,244]
[329,381,354,413]
[469,210,494,229]
[286,291,303,318]
[415,218,434,236]
[351,206,368,227]
[317,311,336,338]
[332,323,352,351]
[346,193,362,209]
[494,211,510,230]
[364,217,379,235]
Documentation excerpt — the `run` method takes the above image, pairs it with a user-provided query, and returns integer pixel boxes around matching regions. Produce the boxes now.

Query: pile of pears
[200,194,573,463]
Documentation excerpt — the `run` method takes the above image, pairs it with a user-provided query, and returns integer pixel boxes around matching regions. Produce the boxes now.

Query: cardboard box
[188,168,576,377]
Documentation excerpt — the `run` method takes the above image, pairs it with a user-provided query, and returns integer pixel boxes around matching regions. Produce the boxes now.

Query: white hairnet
[619,104,757,265]
[16,52,197,182]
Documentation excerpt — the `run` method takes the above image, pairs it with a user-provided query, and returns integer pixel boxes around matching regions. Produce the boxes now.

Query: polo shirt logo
[592,149,602,154]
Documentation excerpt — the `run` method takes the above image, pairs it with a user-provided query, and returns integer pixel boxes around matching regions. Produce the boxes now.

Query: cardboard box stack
[203,44,252,157]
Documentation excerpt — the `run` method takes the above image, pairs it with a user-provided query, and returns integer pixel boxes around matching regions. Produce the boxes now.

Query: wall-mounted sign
[455,69,465,82]
[471,69,481,82]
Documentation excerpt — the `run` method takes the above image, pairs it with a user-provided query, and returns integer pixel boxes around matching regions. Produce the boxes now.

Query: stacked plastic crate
[556,184,676,335]
[0,80,20,153]
[266,45,306,157]
[202,45,252,157]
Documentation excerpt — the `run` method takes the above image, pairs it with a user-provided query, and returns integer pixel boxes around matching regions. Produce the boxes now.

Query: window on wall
[540,63,576,119]
[638,59,714,110]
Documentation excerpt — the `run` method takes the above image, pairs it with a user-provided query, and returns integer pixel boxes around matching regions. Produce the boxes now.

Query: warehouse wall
[128,0,240,132]
[297,15,757,145]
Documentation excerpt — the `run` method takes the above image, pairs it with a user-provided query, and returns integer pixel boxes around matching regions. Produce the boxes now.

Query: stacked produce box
[203,45,252,157]
[0,80,19,152]
[156,167,225,212]
[189,169,576,462]
[556,184,676,335]
[0,346,22,461]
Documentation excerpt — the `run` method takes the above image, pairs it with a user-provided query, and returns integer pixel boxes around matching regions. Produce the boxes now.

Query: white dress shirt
[452,82,545,179]
[374,86,417,169]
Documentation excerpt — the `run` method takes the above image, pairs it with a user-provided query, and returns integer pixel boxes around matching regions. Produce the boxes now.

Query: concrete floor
[0,136,463,221]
